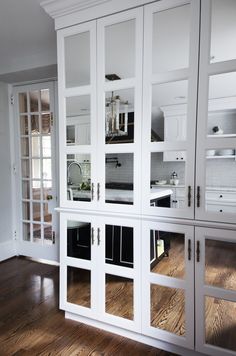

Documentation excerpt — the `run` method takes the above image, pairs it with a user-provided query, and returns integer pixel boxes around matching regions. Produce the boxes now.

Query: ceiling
[0,0,57,81]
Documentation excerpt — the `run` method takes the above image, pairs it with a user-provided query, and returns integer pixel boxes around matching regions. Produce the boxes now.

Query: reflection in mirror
[150,152,186,209]
[67,154,91,202]
[29,91,39,112]
[42,114,51,134]
[210,0,236,63]
[66,95,91,146]
[106,274,133,320]
[67,221,91,261]
[105,153,133,205]
[152,5,190,73]
[205,296,236,352]
[205,150,236,213]
[21,159,30,178]
[22,180,30,199]
[20,115,28,135]
[205,239,236,291]
[67,266,91,308]
[150,231,185,279]
[19,93,27,113]
[23,223,30,241]
[105,225,133,268]
[65,31,90,88]
[31,115,40,135]
[105,19,135,80]
[43,180,52,200]
[151,284,185,336]
[22,202,30,221]
[21,138,29,157]
[208,73,236,137]
[151,81,188,142]
[105,88,134,144]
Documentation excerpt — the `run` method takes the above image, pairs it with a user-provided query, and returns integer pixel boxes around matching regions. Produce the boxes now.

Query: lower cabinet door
[98,216,141,332]
[195,227,236,356]
[142,221,195,349]
[60,212,141,332]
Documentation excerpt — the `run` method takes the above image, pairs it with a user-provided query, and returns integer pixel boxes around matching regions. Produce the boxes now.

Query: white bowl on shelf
[217,149,234,156]
[155,180,167,185]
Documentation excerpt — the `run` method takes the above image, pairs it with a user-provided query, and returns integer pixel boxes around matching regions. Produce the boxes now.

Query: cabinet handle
[97,183,100,201]
[196,240,200,262]
[91,183,94,201]
[188,239,191,261]
[91,227,94,245]
[188,186,191,207]
[220,209,223,212]
[219,194,223,198]
[97,227,101,246]
[197,186,200,208]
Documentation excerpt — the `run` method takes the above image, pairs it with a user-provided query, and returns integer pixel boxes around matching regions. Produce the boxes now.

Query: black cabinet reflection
[106,225,133,268]
[67,222,91,260]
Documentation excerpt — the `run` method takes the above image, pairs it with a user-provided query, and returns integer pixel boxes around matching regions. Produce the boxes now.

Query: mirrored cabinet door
[196,0,236,223]
[142,0,200,219]
[98,217,141,332]
[142,221,194,349]
[58,21,97,209]
[195,227,236,356]
[96,8,143,214]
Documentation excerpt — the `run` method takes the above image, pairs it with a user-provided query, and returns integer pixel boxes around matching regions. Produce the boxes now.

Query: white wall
[0,82,15,261]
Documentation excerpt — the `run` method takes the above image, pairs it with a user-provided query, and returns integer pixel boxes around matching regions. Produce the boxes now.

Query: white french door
[14,81,58,262]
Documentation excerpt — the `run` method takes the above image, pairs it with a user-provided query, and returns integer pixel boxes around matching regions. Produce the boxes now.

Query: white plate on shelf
[155,180,167,185]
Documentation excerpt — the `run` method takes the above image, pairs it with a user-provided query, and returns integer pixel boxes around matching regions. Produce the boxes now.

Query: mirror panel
[66,95,91,146]
[67,220,91,261]
[151,284,185,336]
[65,31,90,88]
[67,266,91,308]
[152,5,190,73]
[210,0,236,64]
[67,154,91,202]
[105,153,133,205]
[105,274,133,320]
[23,222,30,241]
[105,19,135,80]
[151,81,188,142]
[205,296,236,352]
[150,230,185,279]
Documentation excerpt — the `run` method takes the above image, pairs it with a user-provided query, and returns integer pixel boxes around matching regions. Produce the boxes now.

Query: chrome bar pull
[197,186,200,208]
[91,227,94,245]
[91,182,94,201]
[196,240,200,262]
[188,186,191,207]
[97,227,101,246]
[188,239,191,261]
[97,183,100,201]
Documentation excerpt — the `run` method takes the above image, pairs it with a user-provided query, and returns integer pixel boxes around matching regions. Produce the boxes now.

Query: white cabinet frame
[142,0,200,219]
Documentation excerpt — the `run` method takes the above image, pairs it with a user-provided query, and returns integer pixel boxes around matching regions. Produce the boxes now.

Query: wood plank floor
[0,257,176,356]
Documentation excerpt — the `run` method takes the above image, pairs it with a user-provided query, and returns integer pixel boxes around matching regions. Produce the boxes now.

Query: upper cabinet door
[57,21,98,210]
[96,8,143,214]
[142,0,200,219]
[196,0,236,223]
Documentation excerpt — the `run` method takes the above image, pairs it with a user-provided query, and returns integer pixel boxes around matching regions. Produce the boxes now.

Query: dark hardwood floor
[0,257,175,356]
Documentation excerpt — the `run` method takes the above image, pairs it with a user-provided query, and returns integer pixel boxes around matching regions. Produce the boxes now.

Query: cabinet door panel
[142,221,194,349]
[195,227,236,356]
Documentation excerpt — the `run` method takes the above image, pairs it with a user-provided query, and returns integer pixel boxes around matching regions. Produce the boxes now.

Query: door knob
[47,195,53,200]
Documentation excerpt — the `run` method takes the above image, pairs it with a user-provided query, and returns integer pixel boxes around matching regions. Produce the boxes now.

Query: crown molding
[40,0,111,19]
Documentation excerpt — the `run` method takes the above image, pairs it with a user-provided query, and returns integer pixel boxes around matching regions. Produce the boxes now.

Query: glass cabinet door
[96,8,143,214]
[98,217,141,332]
[142,0,200,219]
[142,221,194,349]
[196,0,236,223]
[58,21,97,209]
[195,227,236,356]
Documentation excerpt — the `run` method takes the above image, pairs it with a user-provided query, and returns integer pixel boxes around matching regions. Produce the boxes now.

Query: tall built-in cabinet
[45,0,236,355]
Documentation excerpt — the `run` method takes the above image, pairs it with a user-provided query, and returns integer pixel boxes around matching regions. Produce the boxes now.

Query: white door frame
[12,80,59,262]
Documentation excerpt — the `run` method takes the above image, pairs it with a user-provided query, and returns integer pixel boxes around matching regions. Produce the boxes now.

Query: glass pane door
[142,221,194,349]
[96,8,143,214]
[195,227,236,356]
[142,0,200,219]
[17,82,57,260]
[196,0,236,223]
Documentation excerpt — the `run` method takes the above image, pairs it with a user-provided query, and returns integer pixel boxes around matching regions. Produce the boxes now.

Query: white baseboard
[0,240,16,262]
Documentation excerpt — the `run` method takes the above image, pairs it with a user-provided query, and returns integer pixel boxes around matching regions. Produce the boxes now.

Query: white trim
[0,240,16,262]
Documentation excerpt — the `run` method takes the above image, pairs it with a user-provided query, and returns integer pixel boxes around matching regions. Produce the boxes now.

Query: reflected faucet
[67,161,82,185]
